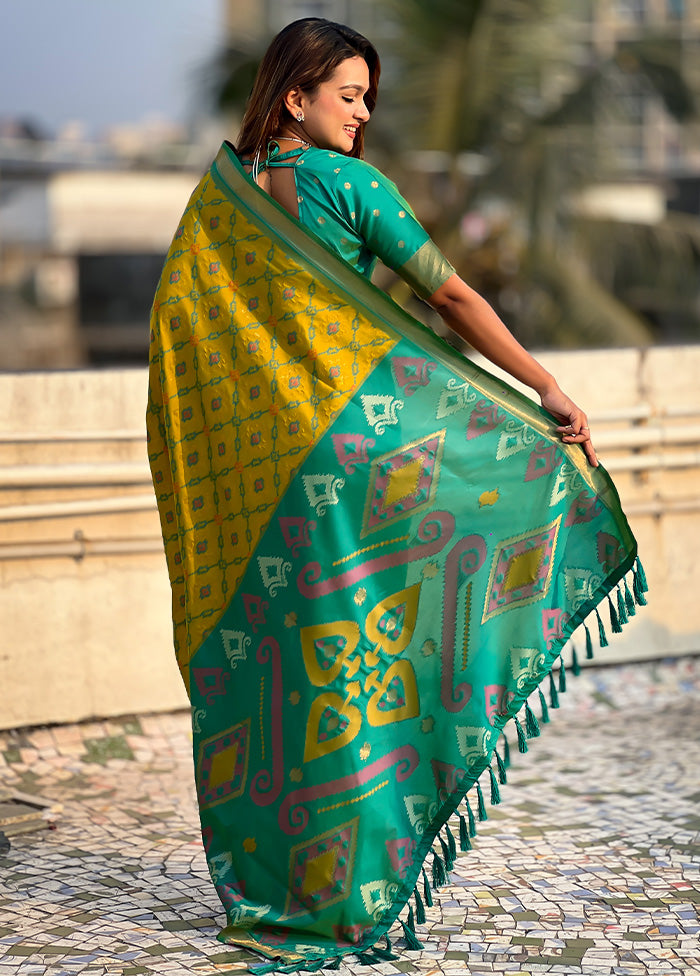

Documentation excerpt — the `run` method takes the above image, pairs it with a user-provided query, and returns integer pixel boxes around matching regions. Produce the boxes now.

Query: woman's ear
[283,88,304,118]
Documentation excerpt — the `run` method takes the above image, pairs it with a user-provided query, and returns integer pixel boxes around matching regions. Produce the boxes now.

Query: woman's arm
[428,273,598,467]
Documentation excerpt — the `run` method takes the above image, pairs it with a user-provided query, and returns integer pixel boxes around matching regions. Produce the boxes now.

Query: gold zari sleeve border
[399,241,456,301]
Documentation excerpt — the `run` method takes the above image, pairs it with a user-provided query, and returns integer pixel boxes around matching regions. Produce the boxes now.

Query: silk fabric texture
[147,142,639,971]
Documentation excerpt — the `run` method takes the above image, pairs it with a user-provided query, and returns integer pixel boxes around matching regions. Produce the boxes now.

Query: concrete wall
[1,349,699,730]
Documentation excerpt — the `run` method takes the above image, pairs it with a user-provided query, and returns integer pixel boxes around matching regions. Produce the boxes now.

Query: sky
[0,0,223,137]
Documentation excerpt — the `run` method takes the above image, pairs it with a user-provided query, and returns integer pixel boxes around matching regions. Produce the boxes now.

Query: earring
[296,112,305,122]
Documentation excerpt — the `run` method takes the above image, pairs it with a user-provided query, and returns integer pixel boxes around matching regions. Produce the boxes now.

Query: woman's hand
[539,384,598,467]
[429,276,599,467]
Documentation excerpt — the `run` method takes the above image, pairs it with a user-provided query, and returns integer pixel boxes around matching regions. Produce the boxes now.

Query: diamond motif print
[285,819,358,917]
[482,516,562,621]
[361,430,446,538]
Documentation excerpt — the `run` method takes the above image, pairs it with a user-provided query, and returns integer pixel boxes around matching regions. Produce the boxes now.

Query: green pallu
[147,146,645,973]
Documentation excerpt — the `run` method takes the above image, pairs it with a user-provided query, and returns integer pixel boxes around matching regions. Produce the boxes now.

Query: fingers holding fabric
[557,420,598,467]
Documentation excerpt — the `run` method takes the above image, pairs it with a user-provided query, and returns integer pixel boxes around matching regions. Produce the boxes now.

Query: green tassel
[413,885,426,925]
[372,935,398,962]
[438,832,453,871]
[624,577,636,617]
[584,622,594,659]
[524,701,540,738]
[431,850,446,888]
[571,643,581,677]
[502,735,511,769]
[608,594,622,633]
[548,670,559,709]
[488,764,501,805]
[514,716,528,753]
[495,747,508,783]
[445,823,457,862]
[422,868,433,907]
[356,952,375,966]
[326,959,342,971]
[617,586,628,625]
[466,796,476,836]
[407,902,416,932]
[537,686,550,724]
[458,812,471,851]
[595,607,609,647]
[636,557,648,592]
[633,568,647,606]
[558,658,567,693]
[401,920,424,951]
[475,781,488,821]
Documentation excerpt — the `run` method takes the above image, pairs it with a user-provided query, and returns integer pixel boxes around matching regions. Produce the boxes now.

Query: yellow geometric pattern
[147,170,396,691]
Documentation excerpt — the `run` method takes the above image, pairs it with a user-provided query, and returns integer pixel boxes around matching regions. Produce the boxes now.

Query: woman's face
[293,56,371,153]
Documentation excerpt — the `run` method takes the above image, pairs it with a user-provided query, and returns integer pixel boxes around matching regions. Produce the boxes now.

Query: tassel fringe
[524,701,540,738]
[401,919,423,951]
[608,594,622,633]
[413,885,426,925]
[548,670,559,709]
[466,797,476,836]
[458,812,471,851]
[445,823,457,862]
[502,735,511,769]
[422,868,433,907]
[584,622,594,659]
[595,606,609,647]
[514,716,528,753]
[623,577,636,617]
[438,832,453,871]
[431,850,446,888]
[617,586,628,626]
[488,764,501,805]
[558,658,567,693]
[495,746,508,783]
[475,781,488,821]
[636,557,648,592]
[571,644,581,677]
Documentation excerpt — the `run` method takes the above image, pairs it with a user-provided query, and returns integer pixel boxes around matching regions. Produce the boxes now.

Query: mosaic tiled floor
[1,658,699,976]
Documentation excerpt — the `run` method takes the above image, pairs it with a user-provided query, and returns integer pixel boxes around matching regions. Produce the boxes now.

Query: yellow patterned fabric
[147,158,396,687]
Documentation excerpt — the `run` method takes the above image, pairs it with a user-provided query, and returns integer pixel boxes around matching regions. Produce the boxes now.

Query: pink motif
[542,607,570,649]
[278,745,419,835]
[466,400,507,440]
[386,837,416,878]
[296,511,455,599]
[565,491,602,527]
[441,534,487,712]
[249,637,285,807]
[279,516,317,558]
[192,667,230,705]
[596,531,623,573]
[431,758,467,803]
[484,684,511,724]
[524,440,563,481]
[331,433,375,474]
[242,592,269,632]
[333,924,373,947]
[391,356,437,396]
[215,881,246,914]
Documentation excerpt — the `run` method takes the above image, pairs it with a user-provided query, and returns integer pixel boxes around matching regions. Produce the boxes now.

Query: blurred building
[0,127,211,370]
[569,0,700,179]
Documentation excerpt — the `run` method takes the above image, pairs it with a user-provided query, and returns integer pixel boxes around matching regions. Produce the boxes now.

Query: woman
[147,18,643,974]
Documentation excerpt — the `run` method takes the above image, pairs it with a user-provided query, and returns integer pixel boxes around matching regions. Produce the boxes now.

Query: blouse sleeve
[334,161,456,301]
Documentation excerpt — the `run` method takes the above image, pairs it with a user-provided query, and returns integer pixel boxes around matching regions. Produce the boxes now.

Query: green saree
[146,143,644,973]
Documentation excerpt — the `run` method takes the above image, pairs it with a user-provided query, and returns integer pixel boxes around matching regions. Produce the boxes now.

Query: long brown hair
[236,18,380,160]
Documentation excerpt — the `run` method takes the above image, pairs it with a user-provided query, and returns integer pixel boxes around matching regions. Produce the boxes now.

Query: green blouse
[245,144,455,301]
